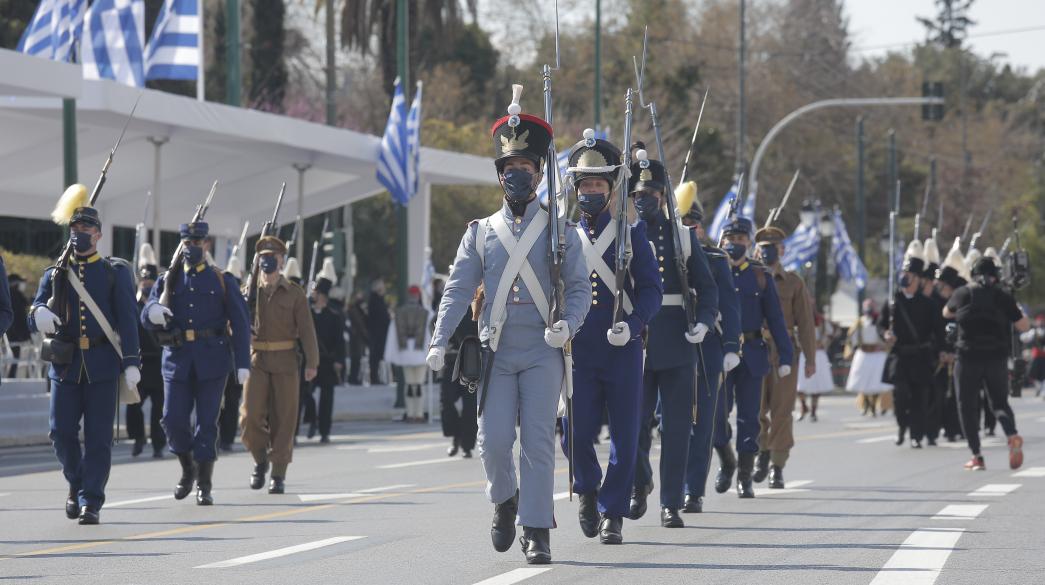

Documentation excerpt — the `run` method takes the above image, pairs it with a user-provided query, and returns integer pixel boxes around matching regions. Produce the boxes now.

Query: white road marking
[553,491,571,501]
[298,484,416,502]
[356,483,415,493]
[106,495,172,508]
[378,457,463,470]
[0,492,9,497]
[857,434,898,444]
[968,483,1021,496]
[868,528,965,585]
[195,536,367,568]
[754,480,813,496]
[1012,467,1045,478]
[471,568,553,585]
[366,442,447,454]
[932,504,988,520]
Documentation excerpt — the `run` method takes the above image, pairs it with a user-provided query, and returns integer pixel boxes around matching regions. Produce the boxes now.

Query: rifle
[764,169,800,229]
[231,221,250,260]
[132,190,153,275]
[676,88,709,187]
[287,215,301,258]
[887,180,901,335]
[244,182,287,318]
[914,213,922,242]
[47,93,142,312]
[158,181,219,308]
[612,89,636,329]
[1003,212,1030,396]
[307,215,330,295]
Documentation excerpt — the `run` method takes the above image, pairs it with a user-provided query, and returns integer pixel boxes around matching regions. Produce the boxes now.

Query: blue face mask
[502,169,535,202]
[182,244,204,266]
[759,243,779,266]
[724,242,747,261]
[70,231,93,254]
[634,194,661,222]
[260,255,279,274]
[577,193,608,217]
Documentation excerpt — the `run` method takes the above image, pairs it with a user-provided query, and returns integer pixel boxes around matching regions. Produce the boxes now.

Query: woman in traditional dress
[845,299,893,416]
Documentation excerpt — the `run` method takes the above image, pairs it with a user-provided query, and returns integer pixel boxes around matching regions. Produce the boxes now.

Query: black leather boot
[768,465,785,489]
[447,437,460,457]
[519,527,551,564]
[896,426,907,446]
[578,490,599,538]
[736,452,755,498]
[132,437,146,457]
[491,490,518,553]
[174,452,196,500]
[714,445,737,494]
[683,494,703,513]
[196,461,214,505]
[65,488,79,520]
[599,516,623,544]
[660,507,684,528]
[250,457,268,490]
[752,450,771,483]
[628,482,652,520]
[269,476,285,494]
[77,506,99,525]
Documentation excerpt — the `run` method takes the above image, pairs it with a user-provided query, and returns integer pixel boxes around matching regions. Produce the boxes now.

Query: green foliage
[249,0,288,111]
[0,248,50,283]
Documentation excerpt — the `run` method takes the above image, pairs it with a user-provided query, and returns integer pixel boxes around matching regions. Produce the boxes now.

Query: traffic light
[922,81,944,121]
[322,227,344,270]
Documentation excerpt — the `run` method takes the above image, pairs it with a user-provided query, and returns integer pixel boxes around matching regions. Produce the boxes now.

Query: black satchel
[453,335,483,392]
[40,337,74,365]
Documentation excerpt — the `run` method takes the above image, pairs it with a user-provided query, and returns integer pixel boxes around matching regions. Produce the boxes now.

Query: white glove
[33,306,62,335]
[544,320,570,349]
[237,368,250,385]
[123,366,141,387]
[685,322,709,344]
[426,347,446,371]
[1020,330,1037,344]
[606,322,631,347]
[147,303,173,326]
[778,365,792,378]
[723,352,741,372]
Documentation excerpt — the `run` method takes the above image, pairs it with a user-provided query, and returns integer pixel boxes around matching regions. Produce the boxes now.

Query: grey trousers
[478,320,562,529]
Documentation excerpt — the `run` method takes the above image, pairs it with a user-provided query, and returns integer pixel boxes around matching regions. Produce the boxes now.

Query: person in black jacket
[309,273,346,443]
[366,279,390,385]
[347,292,369,385]
[5,272,31,379]
[441,293,479,458]
[126,248,167,458]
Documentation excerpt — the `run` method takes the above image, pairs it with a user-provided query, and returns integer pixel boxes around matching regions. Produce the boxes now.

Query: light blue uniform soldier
[426,89,590,565]
[674,185,742,514]
[30,185,141,525]
[713,216,794,498]
[560,130,663,545]
[143,221,251,506]
[628,150,719,529]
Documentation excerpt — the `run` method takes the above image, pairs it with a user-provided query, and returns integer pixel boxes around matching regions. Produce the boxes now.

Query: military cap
[722,216,754,237]
[180,221,209,239]
[901,240,925,275]
[491,85,552,173]
[755,226,787,243]
[256,235,287,255]
[567,128,623,189]
[627,149,667,196]
[315,277,333,296]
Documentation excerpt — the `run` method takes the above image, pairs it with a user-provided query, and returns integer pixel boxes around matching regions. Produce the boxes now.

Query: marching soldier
[935,238,968,442]
[31,185,141,524]
[921,235,949,446]
[241,236,320,494]
[561,130,662,544]
[309,261,346,443]
[629,154,719,529]
[127,244,166,458]
[144,220,251,505]
[752,226,815,488]
[219,253,246,451]
[676,185,742,514]
[426,88,590,565]
[713,216,793,498]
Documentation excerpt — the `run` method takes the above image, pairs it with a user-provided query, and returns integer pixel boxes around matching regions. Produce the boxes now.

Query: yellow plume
[675,181,697,216]
[52,184,89,225]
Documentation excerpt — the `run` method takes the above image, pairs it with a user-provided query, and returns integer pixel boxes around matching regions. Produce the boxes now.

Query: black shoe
[462,449,473,459]
[599,516,623,544]
[519,527,551,564]
[269,476,285,494]
[910,439,922,449]
[174,452,196,500]
[927,437,938,447]
[320,435,330,444]
[577,490,599,538]
[768,465,785,489]
[77,506,99,525]
[736,452,755,499]
[196,461,214,506]
[219,442,233,453]
[152,448,164,459]
[627,482,652,520]
[250,459,269,490]
[65,489,79,520]
[683,494,703,513]
[810,413,818,422]
[660,507,684,528]
[752,450,771,483]
[491,490,519,553]
[714,445,737,494]
[307,422,317,439]
[896,426,907,446]
[448,438,460,457]
[132,437,146,457]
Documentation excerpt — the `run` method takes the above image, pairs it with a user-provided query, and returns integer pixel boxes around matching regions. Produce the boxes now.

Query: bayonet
[764,169,800,229]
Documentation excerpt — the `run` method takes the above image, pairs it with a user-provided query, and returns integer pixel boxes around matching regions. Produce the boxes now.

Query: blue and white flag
[144,0,199,81]
[81,0,146,87]
[537,150,570,211]
[740,187,755,222]
[707,183,739,244]
[17,0,86,62]
[405,81,423,201]
[831,210,868,291]
[377,78,416,207]
[781,222,820,272]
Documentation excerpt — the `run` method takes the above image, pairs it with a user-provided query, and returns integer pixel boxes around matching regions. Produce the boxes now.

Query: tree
[917,0,975,49]
[248,0,288,111]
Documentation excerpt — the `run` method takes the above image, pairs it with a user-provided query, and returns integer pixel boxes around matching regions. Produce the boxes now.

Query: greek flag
[377,78,422,207]
[537,150,570,211]
[17,0,86,62]
[781,222,820,272]
[707,182,739,243]
[406,81,423,200]
[831,211,868,290]
[740,186,756,222]
[81,0,146,87]
[144,0,200,81]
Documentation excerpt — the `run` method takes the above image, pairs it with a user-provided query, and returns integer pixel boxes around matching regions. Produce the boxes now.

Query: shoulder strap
[677,220,691,260]
[476,219,489,269]
[754,265,766,291]
[65,267,123,361]
[211,266,228,295]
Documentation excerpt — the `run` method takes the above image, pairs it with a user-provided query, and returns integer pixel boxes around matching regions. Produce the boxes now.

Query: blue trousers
[714,360,764,454]
[635,364,695,509]
[685,339,725,498]
[561,342,643,518]
[162,369,227,462]
[50,378,118,510]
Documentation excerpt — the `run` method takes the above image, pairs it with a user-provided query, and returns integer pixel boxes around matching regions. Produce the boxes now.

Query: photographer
[943,256,1029,471]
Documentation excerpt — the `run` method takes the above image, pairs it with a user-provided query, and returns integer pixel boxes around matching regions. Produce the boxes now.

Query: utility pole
[888,129,897,214]
[395,0,409,305]
[225,0,240,106]
[736,0,747,176]
[325,0,336,126]
[62,100,77,189]
[855,116,865,308]
[594,0,602,132]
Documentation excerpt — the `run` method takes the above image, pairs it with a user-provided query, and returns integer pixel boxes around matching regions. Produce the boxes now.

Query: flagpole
[197,0,205,101]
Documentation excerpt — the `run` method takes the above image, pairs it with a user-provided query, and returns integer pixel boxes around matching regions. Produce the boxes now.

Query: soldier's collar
[72,253,101,264]
[738,261,750,271]
[183,261,208,272]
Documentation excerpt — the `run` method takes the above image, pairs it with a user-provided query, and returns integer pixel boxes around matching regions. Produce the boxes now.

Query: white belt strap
[576,221,632,315]
[485,210,551,351]
[662,293,684,306]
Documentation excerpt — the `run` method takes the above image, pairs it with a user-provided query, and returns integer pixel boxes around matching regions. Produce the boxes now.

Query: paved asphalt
[1,394,1043,585]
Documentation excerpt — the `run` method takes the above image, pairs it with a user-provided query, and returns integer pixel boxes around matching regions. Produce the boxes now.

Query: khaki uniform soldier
[753,227,816,488]
[241,236,320,494]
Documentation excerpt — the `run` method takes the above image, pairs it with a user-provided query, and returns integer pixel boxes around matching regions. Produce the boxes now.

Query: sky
[845,0,1045,73]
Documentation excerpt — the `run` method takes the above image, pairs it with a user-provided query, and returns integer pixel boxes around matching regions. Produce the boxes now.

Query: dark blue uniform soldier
[628,150,719,529]
[674,186,742,514]
[713,216,794,498]
[30,185,140,525]
[561,130,663,545]
[143,221,251,506]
